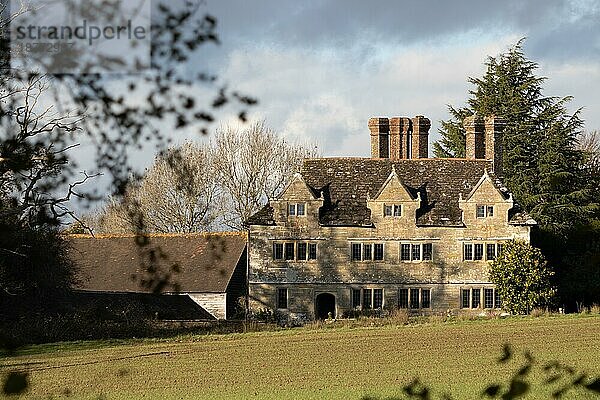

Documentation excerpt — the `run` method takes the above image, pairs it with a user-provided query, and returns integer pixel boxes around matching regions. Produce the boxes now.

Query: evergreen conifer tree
[433,39,596,235]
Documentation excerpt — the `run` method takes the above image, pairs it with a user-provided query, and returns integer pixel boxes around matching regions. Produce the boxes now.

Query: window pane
[352,289,361,309]
[484,288,494,308]
[464,244,473,261]
[363,244,372,261]
[297,242,307,260]
[285,243,295,260]
[494,290,502,309]
[373,289,383,309]
[273,243,283,260]
[398,288,409,308]
[497,243,504,256]
[363,289,372,309]
[384,205,392,216]
[308,243,317,260]
[422,243,432,261]
[297,203,305,216]
[401,244,411,261]
[393,205,402,216]
[474,244,484,260]
[412,244,421,261]
[288,204,296,216]
[472,288,481,308]
[374,244,384,261]
[277,288,288,309]
[487,206,494,217]
[351,243,362,261]
[461,289,470,308]
[421,289,431,309]
[486,243,496,260]
[410,288,420,309]
[476,205,485,218]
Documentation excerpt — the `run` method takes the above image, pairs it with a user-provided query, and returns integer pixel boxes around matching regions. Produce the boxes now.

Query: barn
[67,232,247,320]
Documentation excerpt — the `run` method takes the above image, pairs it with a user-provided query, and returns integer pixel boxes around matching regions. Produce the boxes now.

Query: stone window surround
[272,241,318,262]
[463,241,504,262]
[398,287,432,309]
[288,202,306,217]
[399,242,433,262]
[351,287,384,309]
[476,204,495,218]
[460,286,501,309]
[277,287,288,309]
[383,203,402,217]
[350,242,385,262]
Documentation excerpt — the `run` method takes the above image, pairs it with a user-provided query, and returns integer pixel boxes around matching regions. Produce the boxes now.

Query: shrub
[489,240,556,314]
[388,308,409,325]
[530,308,549,318]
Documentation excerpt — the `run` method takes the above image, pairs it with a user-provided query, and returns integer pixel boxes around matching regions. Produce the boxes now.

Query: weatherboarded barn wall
[188,293,227,320]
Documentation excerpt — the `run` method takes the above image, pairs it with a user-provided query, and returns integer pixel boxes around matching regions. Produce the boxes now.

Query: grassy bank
[2,314,600,399]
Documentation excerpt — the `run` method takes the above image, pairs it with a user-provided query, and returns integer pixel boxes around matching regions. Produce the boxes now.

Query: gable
[372,170,415,202]
[279,173,318,201]
[463,172,508,203]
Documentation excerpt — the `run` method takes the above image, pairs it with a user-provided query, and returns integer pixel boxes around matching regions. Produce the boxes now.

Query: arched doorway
[315,293,336,319]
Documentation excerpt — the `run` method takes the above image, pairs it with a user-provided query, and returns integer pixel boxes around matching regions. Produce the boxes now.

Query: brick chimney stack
[485,115,506,176]
[411,115,431,159]
[369,117,390,158]
[464,115,485,159]
[370,115,431,159]
[389,117,411,159]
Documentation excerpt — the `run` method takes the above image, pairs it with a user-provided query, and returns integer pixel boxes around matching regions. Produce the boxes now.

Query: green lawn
[2,315,600,399]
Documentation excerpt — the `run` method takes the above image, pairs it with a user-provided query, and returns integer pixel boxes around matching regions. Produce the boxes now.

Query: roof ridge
[304,157,491,162]
[65,232,247,239]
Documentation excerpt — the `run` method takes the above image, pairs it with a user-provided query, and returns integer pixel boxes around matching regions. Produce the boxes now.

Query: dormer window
[288,203,306,216]
[383,204,402,217]
[476,205,494,218]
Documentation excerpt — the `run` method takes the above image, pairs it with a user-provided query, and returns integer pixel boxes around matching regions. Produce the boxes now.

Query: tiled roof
[250,157,529,227]
[67,232,247,294]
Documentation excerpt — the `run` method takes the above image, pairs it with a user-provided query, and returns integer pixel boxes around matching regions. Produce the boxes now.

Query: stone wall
[249,171,530,318]
[249,283,498,319]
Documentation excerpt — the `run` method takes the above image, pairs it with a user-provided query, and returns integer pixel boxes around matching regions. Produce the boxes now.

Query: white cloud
[541,61,600,131]
[218,34,525,156]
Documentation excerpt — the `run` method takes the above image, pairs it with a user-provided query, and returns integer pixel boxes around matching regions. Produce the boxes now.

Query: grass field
[2,315,600,399]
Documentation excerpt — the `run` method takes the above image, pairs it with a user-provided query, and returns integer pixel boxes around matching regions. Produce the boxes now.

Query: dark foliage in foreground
[361,345,600,400]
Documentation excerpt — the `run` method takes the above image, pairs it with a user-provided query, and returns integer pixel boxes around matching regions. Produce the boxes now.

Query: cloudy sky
[196,0,600,157]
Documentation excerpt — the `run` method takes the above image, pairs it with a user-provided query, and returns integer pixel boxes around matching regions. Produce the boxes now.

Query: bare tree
[92,122,318,232]
[214,121,319,230]
[94,142,220,233]
[578,130,600,173]
[2,1,256,213]
[0,74,97,227]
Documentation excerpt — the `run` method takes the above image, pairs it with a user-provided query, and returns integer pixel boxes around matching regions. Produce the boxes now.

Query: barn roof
[249,157,529,227]
[67,232,247,294]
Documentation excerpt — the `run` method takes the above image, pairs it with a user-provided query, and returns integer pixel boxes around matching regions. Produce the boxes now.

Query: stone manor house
[248,115,536,319]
